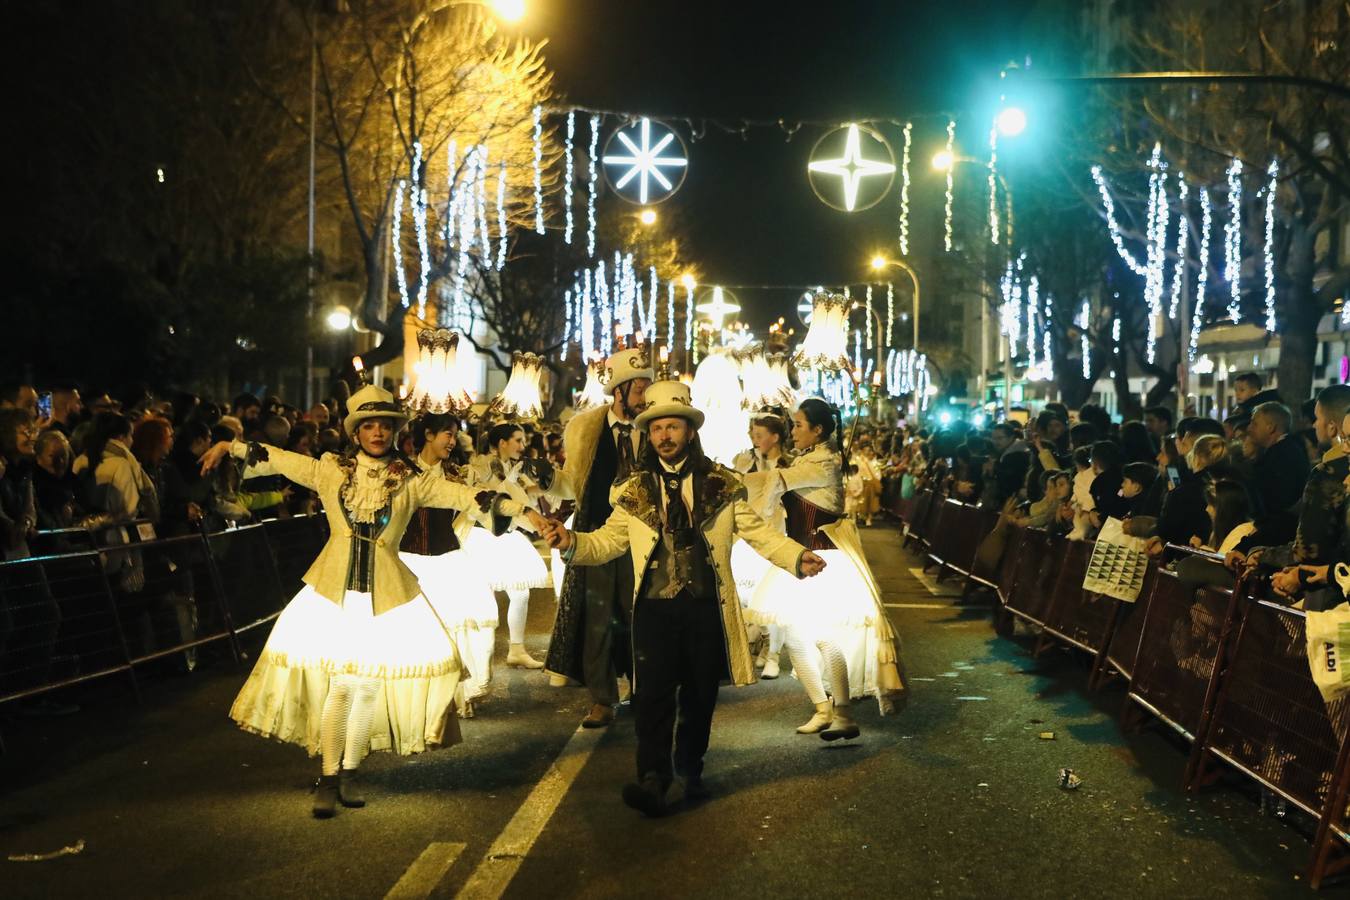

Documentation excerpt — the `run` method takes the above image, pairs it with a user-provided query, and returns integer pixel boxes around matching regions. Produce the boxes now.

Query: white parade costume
[461,455,551,592]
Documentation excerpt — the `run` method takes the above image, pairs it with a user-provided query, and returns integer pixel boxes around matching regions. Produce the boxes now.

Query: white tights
[783,628,849,707]
[767,624,785,654]
[320,674,382,776]
[506,588,530,644]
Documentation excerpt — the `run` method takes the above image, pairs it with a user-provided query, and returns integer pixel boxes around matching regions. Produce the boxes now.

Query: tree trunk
[1276,220,1320,415]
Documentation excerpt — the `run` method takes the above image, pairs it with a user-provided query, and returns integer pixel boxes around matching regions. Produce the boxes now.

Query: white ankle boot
[506,643,544,669]
[761,652,780,680]
[821,705,860,741]
[796,701,833,734]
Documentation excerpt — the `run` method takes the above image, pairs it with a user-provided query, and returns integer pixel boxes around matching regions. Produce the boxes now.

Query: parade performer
[744,398,907,741]
[199,385,543,818]
[544,347,653,728]
[544,381,825,816]
[398,413,499,715]
[461,422,553,669]
[731,413,790,678]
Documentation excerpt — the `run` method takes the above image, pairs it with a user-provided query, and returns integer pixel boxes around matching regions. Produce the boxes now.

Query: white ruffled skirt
[229,586,463,756]
[730,539,775,607]
[400,550,498,704]
[745,548,879,631]
[461,528,552,591]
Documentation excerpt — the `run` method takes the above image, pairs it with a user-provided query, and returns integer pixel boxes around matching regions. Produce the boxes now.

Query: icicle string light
[886,282,895,347]
[391,179,411,309]
[1168,177,1189,320]
[1263,159,1278,332]
[580,268,593,358]
[587,114,600,258]
[1191,188,1211,360]
[1143,144,1168,364]
[563,112,575,244]
[563,289,573,360]
[532,105,545,234]
[1079,299,1091,379]
[666,279,675,345]
[648,266,659,342]
[475,145,490,265]
[684,281,694,356]
[1225,157,1243,323]
[865,284,874,351]
[597,259,611,356]
[1091,165,1148,276]
[495,160,508,271]
[943,120,955,252]
[899,122,912,256]
[988,124,1000,245]
[1025,275,1039,365]
[1042,295,1053,381]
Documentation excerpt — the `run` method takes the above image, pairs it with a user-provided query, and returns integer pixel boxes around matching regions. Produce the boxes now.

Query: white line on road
[384,842,467,900]
[455,724,605,899]
[884,602,951,610]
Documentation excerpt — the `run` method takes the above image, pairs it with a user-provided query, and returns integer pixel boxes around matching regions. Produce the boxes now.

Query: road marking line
[456,724,604,899]
[384,842,467,900]
[884,602,951,610]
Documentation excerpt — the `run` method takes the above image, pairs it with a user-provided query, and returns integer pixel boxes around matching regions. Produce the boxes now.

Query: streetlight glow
[680,273,697,290]
[639,207,657,225]
[931,149,954,172]
[995,106,1027,137]
[490,0,526,22]
[870,255,887,272]
[326,306,352,331]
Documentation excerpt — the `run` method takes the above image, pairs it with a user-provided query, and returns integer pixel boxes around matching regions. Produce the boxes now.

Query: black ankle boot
[338,769,366,808]
[313,774,340,819]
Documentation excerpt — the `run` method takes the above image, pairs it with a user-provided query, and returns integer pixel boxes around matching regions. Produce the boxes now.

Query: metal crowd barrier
[0,514,329,716]
[895,488,1350,888]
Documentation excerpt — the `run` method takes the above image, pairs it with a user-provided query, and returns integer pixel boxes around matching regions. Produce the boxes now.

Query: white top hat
[600,347,655,392]
[343,385,410,435]
[634,380,705,432]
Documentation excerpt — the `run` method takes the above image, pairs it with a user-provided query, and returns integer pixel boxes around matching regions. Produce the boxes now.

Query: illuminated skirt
[400,550,498,704]
[730,539,775,608]
[461,528,552,591]
[745,549,890,703]
[229,586,462,757]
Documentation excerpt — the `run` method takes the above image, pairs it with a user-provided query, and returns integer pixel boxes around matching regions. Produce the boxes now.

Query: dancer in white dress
[397,413,499,716]
[198,386,545,817]
[731,413,790,678]
[462,422,552,669]
[744,398,907,740]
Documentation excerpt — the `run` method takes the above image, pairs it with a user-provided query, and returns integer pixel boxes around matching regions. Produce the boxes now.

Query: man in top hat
[544,347,654,727]
[544,381,826,816]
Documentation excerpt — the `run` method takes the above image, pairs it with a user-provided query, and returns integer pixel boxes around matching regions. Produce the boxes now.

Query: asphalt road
[0,524,1323,898]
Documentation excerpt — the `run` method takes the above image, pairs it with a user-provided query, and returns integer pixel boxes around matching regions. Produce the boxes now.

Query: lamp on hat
[574,353,608,410]
[488,351,546,420]
[792,291,852,375]
[633,380,705,432]
[405,328,473,416]
[598,344,656,391]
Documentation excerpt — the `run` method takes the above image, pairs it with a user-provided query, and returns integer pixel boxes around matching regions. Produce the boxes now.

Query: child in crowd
[844,463,865,520]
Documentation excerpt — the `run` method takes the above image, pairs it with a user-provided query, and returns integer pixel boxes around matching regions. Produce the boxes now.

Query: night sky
[520,0,1038,329]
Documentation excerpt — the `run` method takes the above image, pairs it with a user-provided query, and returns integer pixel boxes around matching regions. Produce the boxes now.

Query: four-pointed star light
[602,118,689,204]
[808,123,896,212]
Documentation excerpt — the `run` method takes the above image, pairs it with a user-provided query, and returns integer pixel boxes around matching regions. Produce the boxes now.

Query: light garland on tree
[1041,295,1053,381]
[1191,188,1211,360]
[1168,176,1189,320]
[1025,275,1039,366]
[580,268,593,358]
[596,258,611,356]
[886,282,894,347]
[1143,144,1168,364]
[1090,165,1148,276]
[666,279,675,345]
[943,119,955,252]
[1263,159,1278,332]
[563,112,575,244]
[532,105,545,234]
[495,160,508,271]
[684,280,694,357]
[475,145,490,264]
[391,179,411,309]
[648,266,659,342]
[1225,157,1243,323]
[411,142,432,315]
[987,124,999,245]
[899,122,912,256]
[562,288,572,360]
[587,114,600,258]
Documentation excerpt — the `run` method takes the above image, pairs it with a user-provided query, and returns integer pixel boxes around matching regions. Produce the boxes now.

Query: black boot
[621,773,671,818]
[338,768,366,808]
[313,774,340,819]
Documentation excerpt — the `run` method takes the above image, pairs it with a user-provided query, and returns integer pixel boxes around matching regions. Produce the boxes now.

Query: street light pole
[304,26,317,410]
[869,257,923,424]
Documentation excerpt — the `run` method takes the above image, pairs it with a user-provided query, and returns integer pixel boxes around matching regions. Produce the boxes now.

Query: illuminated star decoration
[696,286,740,330]
[809,124,896,212]
[602,118,688,205]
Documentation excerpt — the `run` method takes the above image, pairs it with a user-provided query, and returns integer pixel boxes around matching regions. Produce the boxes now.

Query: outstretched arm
[199,440,323,491]
[733,498,824,578]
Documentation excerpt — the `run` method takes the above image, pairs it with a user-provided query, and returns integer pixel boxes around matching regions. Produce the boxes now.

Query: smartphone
[36,391,53,420]
[1166,466,1180,488]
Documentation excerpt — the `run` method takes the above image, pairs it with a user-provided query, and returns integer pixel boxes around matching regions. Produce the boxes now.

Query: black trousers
[632,591,727,784]
[581,557,634,706]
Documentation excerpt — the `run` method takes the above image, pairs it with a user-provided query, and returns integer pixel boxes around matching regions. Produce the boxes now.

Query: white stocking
[506,588,530,644]
[818,639,850,707]
[783,628,827,705]
[320,676,356,776]
[342,677,382,771]
[768,624,785,654]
